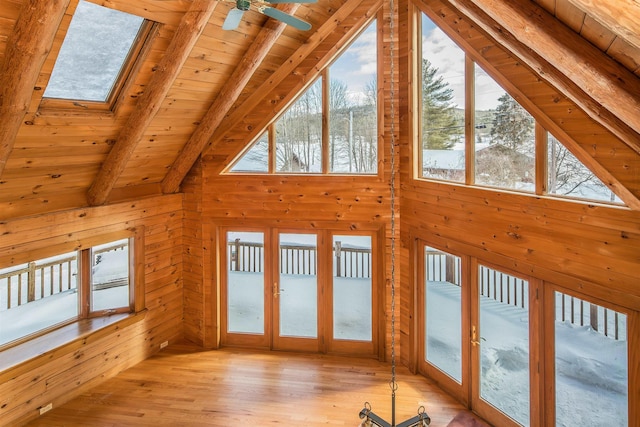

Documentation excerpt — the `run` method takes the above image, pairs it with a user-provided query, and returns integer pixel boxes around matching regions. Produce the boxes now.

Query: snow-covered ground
[0,243,129,346]
[228,271,371,341]
[427,281,628,426]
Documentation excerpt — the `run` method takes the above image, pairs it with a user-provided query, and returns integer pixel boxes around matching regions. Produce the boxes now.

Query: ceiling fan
[222,0,316,31]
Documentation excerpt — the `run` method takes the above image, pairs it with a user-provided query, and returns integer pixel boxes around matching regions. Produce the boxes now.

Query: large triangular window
[418,12,623,206]
[41,1,152,110]
[227,18,378,175]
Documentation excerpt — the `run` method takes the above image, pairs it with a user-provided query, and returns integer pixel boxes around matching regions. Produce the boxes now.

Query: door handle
[471,325,481,346]
[273,282,284,298]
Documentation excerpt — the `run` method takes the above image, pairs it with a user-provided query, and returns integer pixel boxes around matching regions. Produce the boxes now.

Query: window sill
[0,310,147,381]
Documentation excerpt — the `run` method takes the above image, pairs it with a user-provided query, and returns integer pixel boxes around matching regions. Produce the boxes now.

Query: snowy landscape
[427,281,628,426]
[0,243,129,346]
[0,235,630,426]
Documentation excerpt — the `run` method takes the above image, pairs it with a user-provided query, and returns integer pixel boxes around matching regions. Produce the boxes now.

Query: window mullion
[465,56,475,186]
[534,122,548,196]
[269,123,276,174]
[322,69,330,174]
[79,248,91,318]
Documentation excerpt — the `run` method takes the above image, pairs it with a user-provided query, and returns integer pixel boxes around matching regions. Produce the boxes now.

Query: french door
[272,231,321,352]
[419,245,538,426]
[221,227,377,355]
[419,242,635,426]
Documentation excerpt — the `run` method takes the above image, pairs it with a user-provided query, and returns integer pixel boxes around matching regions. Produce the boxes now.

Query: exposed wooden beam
[567,0,640,51]
[87,0,218,206]
[161,4,301,194]
[0,0,70,178]
[446,0,640,156]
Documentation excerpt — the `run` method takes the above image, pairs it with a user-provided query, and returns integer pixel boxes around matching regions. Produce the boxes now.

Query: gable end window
[417,11,624,207]
[227,18,379,176]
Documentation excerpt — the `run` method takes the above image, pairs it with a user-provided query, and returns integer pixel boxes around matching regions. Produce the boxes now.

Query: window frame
[0,228,144,351]
[414,7,624,207]
[225,13,381,177]
[38,0,156,113]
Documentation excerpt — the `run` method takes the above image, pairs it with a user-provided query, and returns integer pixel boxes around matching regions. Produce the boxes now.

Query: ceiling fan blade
[266,0,317,3]
[261,7,311,31]
[222,8,244,30]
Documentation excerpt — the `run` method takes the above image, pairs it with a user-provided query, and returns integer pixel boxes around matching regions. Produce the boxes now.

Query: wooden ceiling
[0,0,639,220]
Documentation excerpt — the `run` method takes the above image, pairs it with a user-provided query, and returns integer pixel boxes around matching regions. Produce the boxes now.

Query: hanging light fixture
[356,0,430,425]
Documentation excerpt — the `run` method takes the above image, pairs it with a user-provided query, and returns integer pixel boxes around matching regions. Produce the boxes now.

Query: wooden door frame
[220,226,271,349]
[325,229,379,357]
[271,228,323,353]
[218,224,383,357]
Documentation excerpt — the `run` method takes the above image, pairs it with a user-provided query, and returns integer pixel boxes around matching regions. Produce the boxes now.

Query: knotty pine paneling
[399,0,640,368]
[181,159,206,347]
[0,194,184,426]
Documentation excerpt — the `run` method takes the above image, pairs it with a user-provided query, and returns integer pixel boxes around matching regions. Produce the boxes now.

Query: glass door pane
[278,233,317,338]
[227,231,265,334]
[425,246,462,383]
[332,235,372,341]
[477,264,530,425]
[554,292,628,426]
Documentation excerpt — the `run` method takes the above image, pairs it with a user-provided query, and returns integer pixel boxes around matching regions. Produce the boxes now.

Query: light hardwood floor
[26,341,472,426]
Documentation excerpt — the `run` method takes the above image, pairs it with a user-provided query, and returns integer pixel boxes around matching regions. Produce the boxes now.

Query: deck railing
[333,241,371,278]
[0,241,128,311]
[0,256,77,311]
[426,249,624,340]
[228,239,371,278]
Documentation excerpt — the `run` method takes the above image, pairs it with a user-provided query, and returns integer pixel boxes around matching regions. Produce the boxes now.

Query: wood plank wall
[181,0,399,359]
[182,159,210,348]
[397,0,640,367]
[0,194,184,426]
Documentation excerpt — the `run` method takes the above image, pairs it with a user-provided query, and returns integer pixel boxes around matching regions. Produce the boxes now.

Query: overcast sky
[328,20,378,104]
[422,14,505,110]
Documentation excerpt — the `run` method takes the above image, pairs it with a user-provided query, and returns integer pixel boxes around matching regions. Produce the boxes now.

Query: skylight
[43,1,145,103]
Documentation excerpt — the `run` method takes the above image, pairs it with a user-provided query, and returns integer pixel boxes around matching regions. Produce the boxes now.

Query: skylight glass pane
[328,20,378,174]
[421,13,465,182]
[44,1,144,102]
[547,133,623,204]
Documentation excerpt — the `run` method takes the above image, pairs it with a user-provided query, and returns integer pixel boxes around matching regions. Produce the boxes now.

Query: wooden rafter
[447,0,640,156]
[567,0,640,51]
[87,0,218,206]
[0,0,70,178]
[161,4,301,194]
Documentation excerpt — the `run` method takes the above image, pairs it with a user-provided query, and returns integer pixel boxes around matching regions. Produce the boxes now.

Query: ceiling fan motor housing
[236,0,251,11]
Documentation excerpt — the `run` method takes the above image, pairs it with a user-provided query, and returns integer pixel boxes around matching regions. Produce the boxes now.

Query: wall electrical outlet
[39,403,53,415]
[160,340,169,349]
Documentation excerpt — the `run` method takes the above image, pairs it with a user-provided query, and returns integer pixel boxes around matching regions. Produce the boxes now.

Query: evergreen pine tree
[422,58,460,150]
[490,93,534,151]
